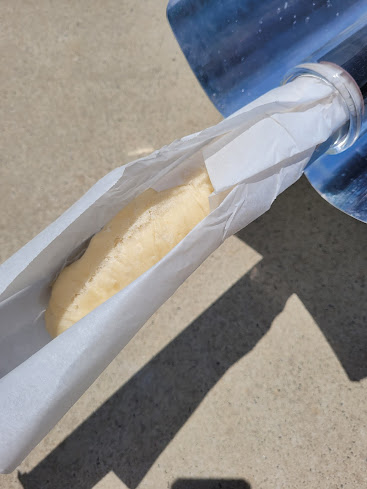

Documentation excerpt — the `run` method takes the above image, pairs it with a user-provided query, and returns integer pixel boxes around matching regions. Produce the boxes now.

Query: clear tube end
[284,62,364,154]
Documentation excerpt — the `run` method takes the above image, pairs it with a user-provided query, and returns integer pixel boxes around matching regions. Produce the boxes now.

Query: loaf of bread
[45,166,214,337]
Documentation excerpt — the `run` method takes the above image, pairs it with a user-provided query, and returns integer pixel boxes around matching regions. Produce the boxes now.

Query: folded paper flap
[205,77,348,193]
[0,75,349,472]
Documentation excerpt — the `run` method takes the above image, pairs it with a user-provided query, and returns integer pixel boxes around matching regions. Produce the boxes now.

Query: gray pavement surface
[1,2,367,488]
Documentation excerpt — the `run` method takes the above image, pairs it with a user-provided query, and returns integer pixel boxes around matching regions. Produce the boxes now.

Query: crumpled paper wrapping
[0,76,347,472]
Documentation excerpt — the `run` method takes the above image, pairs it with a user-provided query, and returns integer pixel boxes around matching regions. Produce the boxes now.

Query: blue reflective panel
[305,132,367,223]
[167,0,364,116]
[167,0,367,222]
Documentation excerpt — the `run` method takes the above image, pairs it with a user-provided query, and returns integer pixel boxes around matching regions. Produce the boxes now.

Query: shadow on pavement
[18,177,366,489]
[172,479,251,489]
[237,177,367,381]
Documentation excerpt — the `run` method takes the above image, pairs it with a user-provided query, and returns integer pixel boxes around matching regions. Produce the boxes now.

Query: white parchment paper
[0,76,348,472]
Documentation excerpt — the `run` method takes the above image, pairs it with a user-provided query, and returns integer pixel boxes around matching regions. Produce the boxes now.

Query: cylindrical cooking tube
[284,21,367,221]
[285,16,367,153]
[285,62,364,153]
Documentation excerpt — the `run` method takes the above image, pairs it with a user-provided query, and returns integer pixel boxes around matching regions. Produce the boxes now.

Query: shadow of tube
[236,177,367,381]
[172,479,251,489]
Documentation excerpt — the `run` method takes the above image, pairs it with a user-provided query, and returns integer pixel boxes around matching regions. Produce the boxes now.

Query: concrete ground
[1,2,366,488]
